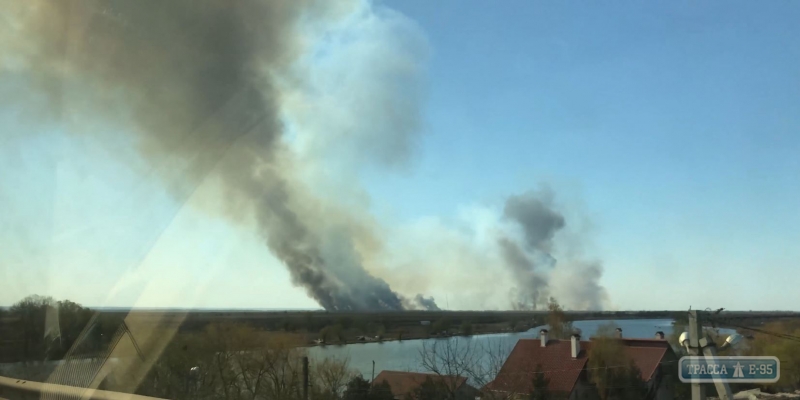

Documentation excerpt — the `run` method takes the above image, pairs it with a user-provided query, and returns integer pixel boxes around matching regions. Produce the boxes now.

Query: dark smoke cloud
[413,294,440,311]
[499,192,565,310]
[498,237,548,310]
[2,0,418,310]
[499,190,607,310]
[503,192,565,252]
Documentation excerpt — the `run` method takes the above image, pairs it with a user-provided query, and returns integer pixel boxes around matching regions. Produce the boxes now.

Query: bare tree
[245,334,306,400]
[135,322,309,400]
[546,298,573,339]
[311,356,356,399]
[587,324,646,400]
[232,328,304,400]
[417,338,513,399]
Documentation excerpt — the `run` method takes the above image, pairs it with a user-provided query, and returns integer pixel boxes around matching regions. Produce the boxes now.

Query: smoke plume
[550,260,606,311]
[2,1,605,311]
[413,294,441,311]
[372,191,608,311]
[1,0,434,310]
[499,192,565,310]
[503,192,565,252]
[498,237,549,310]
[493,190,606,310]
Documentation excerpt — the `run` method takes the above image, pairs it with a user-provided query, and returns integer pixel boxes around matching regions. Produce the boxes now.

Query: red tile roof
[485,338,673,396]
[373,370,467,399]
[611,339,673,381]
[485,339,589,394]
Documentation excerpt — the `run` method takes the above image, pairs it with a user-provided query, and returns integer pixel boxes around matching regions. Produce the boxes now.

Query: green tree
[529,364,550,400]
[5,295,96,361]
[10,295,55,360]
[343,375,372,400]
[342,375,395,400]
[370,380,395,400]
[409,377,451,400]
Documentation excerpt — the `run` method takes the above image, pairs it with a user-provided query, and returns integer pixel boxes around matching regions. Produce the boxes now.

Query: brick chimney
[571,334,581,358]
[615,328,623,338]
[655,331,665,340]
[540,329,549,347]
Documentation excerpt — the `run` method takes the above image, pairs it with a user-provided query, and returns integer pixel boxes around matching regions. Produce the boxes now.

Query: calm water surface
[308,319,729,379]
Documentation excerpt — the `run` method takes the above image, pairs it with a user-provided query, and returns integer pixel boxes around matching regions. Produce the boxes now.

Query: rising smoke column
[413,294,441,311]
[498,189,607,310]
[499,191,565,310]
[1,0,428,310]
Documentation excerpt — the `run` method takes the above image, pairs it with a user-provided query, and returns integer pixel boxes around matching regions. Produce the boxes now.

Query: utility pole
[702,341,734,400]
[688,311,733,400]
[371,360,376,382]
[688,311,706,400]
[302,356,309,400]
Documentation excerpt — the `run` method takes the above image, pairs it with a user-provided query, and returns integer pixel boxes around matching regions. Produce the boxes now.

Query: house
[484,329,677,400]
[372,370,479,400]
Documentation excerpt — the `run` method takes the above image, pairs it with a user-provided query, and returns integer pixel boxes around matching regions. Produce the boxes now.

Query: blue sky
[369,0,800,309]
[2,1,799,310]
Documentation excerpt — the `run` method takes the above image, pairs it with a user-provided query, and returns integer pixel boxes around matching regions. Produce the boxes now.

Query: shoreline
[303,326,530,348]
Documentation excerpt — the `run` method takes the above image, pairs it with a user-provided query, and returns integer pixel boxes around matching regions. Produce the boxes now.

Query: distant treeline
[0,295,128,363]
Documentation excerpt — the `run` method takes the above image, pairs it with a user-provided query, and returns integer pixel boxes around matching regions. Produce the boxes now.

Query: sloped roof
[485,339,590,394]
[485,338,673,395]
[613,338,674,381]
[373,370,467,399]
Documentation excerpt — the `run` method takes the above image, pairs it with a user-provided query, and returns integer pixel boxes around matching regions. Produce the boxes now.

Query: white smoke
[374,195,609,311]
[1,0,608,311]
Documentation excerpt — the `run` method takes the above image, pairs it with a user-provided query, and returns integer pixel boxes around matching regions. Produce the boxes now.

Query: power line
[727,324,800,344]
[705,314,800,344]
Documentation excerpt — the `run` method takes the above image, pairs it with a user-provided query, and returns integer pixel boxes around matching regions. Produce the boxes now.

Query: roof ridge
[487,336,673,394]
[379,370,460,375]
[375,370,467,381]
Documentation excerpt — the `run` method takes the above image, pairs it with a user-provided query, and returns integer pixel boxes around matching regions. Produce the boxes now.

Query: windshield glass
[2,1,799,399]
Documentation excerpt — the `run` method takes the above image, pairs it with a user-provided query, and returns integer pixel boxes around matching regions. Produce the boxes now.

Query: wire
[728,324,800,344]
[705,314,800,344]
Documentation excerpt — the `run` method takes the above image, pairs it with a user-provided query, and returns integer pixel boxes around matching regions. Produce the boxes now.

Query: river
[308,318,733,379]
